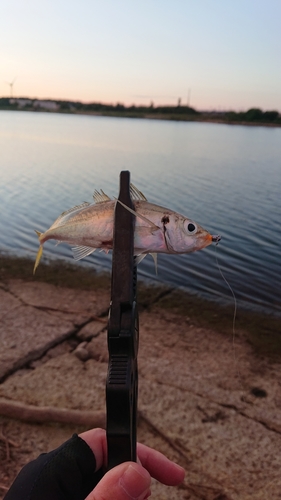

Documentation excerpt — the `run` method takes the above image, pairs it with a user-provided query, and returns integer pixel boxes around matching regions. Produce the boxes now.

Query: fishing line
[214,246,245,389]
[215,245,237,349]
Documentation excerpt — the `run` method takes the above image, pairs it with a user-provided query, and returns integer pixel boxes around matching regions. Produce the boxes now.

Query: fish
[33,184,221,274]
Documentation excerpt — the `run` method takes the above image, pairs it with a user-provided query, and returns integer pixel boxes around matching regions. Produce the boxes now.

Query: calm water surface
[0,111,280,316]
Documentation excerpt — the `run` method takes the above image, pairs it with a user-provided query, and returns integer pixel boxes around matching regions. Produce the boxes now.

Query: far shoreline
[1,107,281,129]
[1,99,281,129]
[1,254,281,360]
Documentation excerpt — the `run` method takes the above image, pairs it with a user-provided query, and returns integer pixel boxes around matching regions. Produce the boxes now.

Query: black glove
[4,434,103,500]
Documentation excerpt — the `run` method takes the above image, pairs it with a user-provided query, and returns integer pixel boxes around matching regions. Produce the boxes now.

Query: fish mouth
[212,234,221,243]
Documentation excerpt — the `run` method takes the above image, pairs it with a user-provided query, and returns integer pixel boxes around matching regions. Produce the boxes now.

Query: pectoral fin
[134,253,157,273]
[135,254,146,265]
[116,199,160,232]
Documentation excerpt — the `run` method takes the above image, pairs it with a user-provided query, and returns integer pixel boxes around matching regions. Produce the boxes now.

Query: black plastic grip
[106,171,139,470]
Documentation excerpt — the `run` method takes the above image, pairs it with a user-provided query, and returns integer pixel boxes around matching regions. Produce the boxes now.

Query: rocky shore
[0,256,281,499]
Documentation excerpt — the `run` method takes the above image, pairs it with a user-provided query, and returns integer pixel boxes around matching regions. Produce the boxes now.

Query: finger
[137,443,185,486]
[79,428,107,470]
[79,429,185,486]
[85,462,151,500]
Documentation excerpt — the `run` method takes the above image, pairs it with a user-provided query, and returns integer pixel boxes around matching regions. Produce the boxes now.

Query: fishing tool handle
[106,170,139,470]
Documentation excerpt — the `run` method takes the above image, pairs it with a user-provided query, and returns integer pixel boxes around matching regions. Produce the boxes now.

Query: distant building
[33,100,59,111]
[8,98,59,111]
[14,98,33,108]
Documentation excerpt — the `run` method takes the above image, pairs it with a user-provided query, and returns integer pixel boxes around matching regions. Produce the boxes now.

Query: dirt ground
[1,268,281,499]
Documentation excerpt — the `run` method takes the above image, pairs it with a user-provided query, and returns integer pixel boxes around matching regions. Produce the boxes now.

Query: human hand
[79,428,185,500]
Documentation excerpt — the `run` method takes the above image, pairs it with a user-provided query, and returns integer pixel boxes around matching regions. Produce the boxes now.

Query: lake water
[0,110,280,317]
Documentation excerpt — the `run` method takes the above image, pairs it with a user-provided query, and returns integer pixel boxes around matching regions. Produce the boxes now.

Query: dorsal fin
[130,184,147,201]
[93,189,111,203]
[53,202,91,226]
[61,202,90,217]
[92,185,145,203]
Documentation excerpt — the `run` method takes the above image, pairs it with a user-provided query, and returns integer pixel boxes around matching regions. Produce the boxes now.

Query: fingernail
[119,464,151,499]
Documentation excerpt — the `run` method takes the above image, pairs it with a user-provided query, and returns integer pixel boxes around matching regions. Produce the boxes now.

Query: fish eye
[184,221,197,235]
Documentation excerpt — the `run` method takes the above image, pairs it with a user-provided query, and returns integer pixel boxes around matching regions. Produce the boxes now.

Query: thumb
[85,462,151,500]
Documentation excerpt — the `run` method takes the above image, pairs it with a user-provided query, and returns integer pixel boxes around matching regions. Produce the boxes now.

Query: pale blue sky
[1,0,281,110]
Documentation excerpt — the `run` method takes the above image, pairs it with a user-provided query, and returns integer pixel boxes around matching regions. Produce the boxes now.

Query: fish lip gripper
[106,170,139,470]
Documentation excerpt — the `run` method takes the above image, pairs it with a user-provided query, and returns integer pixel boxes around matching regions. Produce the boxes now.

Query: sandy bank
[0,257,281,499]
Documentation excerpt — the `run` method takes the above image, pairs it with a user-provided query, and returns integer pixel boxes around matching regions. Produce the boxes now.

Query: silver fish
[34,184,221,273]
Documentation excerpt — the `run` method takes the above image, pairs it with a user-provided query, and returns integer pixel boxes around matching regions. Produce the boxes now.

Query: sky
[1,0,281,111]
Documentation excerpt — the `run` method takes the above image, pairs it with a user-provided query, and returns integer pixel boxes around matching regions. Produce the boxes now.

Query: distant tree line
[0,97,198,115]
[0,98,280,125]
[57,100,199,116]
[224,108,281,124]
[0,97,15,108]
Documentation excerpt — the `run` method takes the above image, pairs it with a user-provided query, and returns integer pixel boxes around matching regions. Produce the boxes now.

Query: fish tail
[33,231,43,274]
